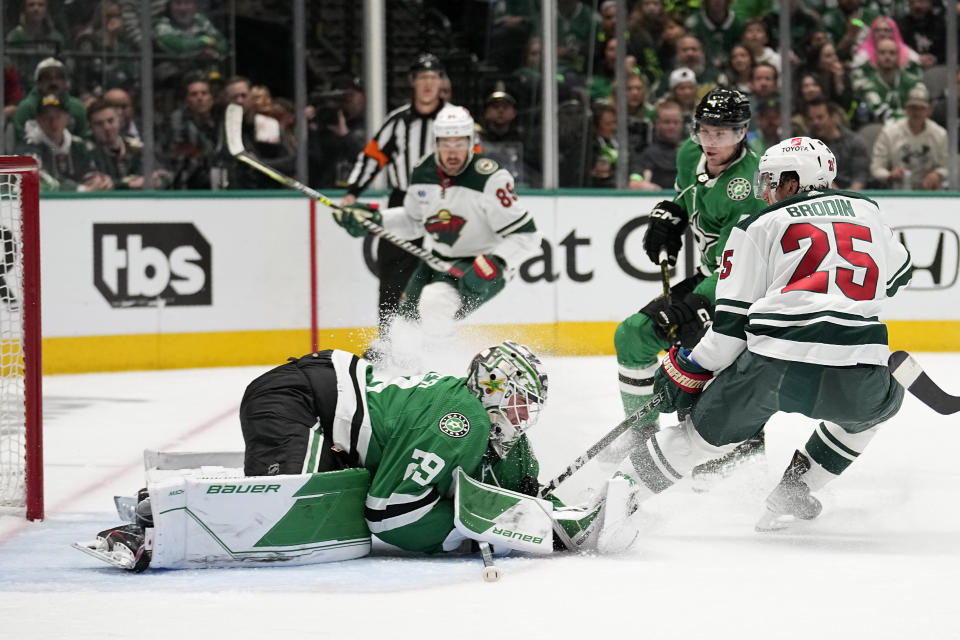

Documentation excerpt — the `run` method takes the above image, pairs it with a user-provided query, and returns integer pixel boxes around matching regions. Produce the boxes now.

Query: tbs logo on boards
[94,223,211,307]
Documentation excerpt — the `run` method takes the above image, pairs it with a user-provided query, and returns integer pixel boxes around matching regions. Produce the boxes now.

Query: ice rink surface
[1,346,959,639]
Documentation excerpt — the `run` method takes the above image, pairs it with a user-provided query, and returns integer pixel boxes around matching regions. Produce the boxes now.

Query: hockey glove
[333,202,381,238]
[652,294,715,348]
[653,346,712,413]
[460,254,506,296]
[643,200,688,266]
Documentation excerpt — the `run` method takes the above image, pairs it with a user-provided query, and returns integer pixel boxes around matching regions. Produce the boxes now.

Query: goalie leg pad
[147,468,372,569]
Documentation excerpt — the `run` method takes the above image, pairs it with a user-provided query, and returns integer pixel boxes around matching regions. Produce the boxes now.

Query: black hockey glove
[652,294,714,348]
[643,200,688,266]
[653,346,712,414]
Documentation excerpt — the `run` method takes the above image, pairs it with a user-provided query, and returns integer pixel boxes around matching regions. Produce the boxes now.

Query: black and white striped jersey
[346,101,447,198]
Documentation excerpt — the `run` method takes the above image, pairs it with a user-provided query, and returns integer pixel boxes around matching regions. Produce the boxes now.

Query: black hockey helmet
[694,88,750,128]
[409,53,445,79]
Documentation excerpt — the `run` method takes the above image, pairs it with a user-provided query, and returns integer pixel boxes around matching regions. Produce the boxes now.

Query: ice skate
[73,523,152,572]
[691,431,765,492]
[755,450,823,532]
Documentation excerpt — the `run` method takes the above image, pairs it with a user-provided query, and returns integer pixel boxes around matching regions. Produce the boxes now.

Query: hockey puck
[482,566,501,582]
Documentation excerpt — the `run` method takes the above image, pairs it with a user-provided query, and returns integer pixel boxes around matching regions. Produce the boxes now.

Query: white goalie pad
[452,468,554,554]
[147,466,372,569]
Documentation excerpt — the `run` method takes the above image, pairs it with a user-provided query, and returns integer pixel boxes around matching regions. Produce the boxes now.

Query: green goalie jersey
[673,138,766,298]
[361,369,539,553]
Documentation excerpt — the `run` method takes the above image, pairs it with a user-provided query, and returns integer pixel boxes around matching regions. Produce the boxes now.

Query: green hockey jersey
[361,368,538,553]
[673,138,766,297]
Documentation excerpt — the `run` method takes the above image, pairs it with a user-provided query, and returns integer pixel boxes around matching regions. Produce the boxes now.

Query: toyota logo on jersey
[425,209,467,246]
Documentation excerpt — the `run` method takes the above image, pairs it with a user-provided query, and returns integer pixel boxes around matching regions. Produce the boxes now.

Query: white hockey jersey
[380,153,540,273]
[692,190,913,370]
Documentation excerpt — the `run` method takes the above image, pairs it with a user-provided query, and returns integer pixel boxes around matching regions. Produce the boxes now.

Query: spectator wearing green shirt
[852,37,922,124]
[87,99,171,190]
[684,0,745,77]
[14,93,109,192]
[11,58,90,143]
[820,0,879,62]
[153,0,228,81]
[4,0,65,92]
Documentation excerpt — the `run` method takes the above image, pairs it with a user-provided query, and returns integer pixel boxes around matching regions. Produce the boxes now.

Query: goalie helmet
[753,136,837,200]
[466,341,548,458]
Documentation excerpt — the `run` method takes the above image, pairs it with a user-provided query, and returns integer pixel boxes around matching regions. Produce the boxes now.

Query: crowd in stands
[2,0,957,191]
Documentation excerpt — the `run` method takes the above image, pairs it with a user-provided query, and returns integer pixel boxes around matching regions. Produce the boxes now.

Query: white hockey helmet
[466,341,548,459]
[434,104,476,170]
[754,136,837,200]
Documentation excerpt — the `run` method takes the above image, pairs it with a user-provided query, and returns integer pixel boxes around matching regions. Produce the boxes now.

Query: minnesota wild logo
[425,209,467,246]
[727,177,751,201]
[439,412,471,438]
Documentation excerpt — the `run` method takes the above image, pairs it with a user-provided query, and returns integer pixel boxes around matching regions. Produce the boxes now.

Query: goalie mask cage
[0,157,43,521]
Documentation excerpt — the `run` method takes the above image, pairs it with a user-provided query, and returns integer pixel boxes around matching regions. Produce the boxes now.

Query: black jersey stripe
[347,354,364,467]
[364,487,440,523]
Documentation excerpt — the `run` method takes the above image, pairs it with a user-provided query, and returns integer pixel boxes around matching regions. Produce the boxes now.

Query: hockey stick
[478,541,500,582]
[658,247,679,346]
[539,392,663,498]
[888,350,960,415]
[223,104,464,278]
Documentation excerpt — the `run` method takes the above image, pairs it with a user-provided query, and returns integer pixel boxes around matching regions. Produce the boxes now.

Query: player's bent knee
[614,313,653,361]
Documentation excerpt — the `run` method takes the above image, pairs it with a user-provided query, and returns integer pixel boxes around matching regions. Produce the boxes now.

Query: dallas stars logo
[726,177,751,201]
[438,412,471,438]
[425,209,467,246]
[479,376,505,395]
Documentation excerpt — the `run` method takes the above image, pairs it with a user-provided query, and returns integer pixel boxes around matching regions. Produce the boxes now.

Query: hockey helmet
[434,104,476,171]
[409,52,445,80]
[692,88,750,147]
[753,136,837,200]
[467,341,548,458]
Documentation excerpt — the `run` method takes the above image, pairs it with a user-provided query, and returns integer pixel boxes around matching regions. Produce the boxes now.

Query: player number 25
[780,221,879,301]
[404,449,446,486]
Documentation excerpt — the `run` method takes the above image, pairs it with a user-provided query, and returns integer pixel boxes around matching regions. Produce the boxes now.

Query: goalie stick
[478,541,500,582]
[888,350,960,415]
[539,392,663,498]
[223,104,464,278]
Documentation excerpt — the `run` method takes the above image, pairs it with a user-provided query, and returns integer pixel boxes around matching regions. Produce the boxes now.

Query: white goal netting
[0,170,28,512]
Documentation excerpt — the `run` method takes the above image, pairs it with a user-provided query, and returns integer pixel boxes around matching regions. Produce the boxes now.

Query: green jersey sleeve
[364,374,491,553]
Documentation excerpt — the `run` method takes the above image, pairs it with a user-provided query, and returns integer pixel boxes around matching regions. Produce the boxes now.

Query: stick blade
[889,350,960,415]
[225,103,245,156]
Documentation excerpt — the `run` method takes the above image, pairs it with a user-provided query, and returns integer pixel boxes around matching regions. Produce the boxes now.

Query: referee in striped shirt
[341,53,450,332]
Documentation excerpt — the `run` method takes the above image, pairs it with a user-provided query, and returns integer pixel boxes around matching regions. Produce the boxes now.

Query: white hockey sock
[419,282,460,347]
[620,417,736,499]
[617,361,660,398]
[802,421,881,491]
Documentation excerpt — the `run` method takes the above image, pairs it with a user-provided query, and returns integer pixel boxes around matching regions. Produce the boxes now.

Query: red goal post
[0,156,43,521]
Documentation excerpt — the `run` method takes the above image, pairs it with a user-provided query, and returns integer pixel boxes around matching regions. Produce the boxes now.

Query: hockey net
[0,157,42,521]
